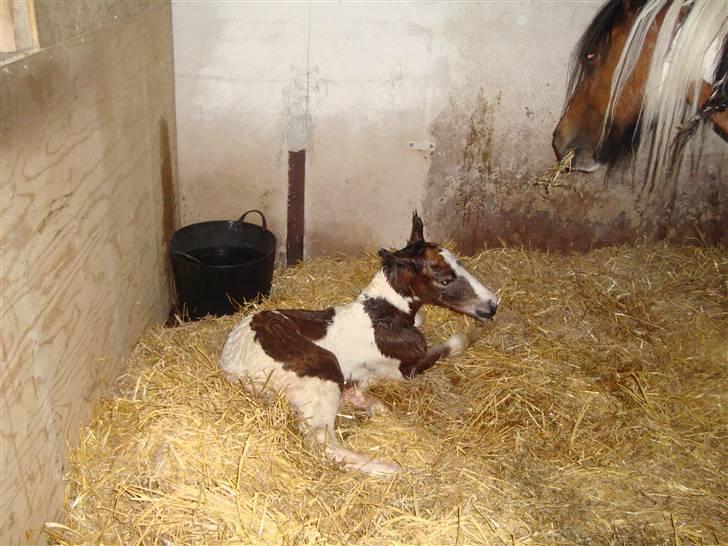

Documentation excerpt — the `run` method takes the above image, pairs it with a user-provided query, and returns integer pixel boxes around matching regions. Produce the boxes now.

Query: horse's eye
[586,52,596,61]
[438,278,453,287]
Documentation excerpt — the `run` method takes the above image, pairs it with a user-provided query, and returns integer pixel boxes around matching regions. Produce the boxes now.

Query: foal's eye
[438,278,453,287]
[586,52,596,61]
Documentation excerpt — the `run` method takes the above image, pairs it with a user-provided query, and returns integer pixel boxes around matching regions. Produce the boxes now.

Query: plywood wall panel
[0,4,177,543]
[34,0,151,49]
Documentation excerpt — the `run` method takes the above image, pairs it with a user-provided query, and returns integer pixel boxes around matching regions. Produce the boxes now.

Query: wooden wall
[0,2,178,542]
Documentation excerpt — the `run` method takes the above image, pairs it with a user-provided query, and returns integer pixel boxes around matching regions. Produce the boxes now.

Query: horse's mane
[604,0,728,181]
[715,33,728,87]
[708,33,728,124]
[565,0,649,105]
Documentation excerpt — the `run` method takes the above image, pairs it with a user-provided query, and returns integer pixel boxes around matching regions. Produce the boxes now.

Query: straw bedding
[46,244,727,545]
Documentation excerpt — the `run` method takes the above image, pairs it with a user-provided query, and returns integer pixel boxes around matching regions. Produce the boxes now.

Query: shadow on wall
[160,116,177,291]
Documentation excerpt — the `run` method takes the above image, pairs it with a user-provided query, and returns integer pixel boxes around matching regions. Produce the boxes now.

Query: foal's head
[378,213,499,321]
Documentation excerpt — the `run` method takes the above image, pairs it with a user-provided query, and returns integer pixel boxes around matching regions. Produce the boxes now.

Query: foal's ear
[378,248,395,264]
[408,211,425,245]
[378,248,422,272]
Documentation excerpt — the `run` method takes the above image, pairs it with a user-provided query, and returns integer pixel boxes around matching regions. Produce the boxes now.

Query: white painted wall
[173,1,727,256]
[173,1,591,257]
[174,3,305,260]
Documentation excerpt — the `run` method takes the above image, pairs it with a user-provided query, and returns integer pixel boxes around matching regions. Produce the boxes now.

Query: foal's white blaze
[439,249,498,304]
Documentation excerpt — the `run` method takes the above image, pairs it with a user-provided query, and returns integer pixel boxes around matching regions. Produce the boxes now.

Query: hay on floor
[45,244,727,545]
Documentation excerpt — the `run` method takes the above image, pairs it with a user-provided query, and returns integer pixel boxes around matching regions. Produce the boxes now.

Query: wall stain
[423,90,727,254]
[462,92,495,176]
[458,91,496,253]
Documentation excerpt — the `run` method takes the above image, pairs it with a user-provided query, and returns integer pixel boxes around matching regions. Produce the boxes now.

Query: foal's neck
[358,269,418,317]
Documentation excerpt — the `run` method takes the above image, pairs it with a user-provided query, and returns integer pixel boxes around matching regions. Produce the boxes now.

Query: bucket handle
[174,250,204,266]
[237,209,267,230]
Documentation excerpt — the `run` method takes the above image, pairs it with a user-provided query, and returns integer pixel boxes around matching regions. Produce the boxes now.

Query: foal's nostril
[475,302,497,319]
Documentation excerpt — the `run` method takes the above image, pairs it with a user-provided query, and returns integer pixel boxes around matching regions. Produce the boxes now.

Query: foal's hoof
[446,333,469,356]
[366,398,389,416]
[353,458,401,476]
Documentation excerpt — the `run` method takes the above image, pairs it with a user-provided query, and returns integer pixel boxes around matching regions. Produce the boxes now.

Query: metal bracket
[408,140,436,152]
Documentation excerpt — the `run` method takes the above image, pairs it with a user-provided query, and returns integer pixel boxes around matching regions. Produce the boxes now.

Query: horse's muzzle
[552,127,567,159]
[553,128,603,173]
[570,151,602,172]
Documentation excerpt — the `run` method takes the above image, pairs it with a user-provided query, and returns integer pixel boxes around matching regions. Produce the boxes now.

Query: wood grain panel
[33,0,151,49]
[0,5,177,543]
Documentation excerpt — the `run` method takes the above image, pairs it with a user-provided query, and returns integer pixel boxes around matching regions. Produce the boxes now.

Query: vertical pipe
[286,150,306,265]
[286,2,311,266]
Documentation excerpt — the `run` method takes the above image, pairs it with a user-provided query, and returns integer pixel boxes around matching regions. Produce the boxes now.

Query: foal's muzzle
[475,301,498,320]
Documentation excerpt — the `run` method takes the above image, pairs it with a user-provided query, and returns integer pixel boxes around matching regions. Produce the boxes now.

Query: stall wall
[0,2,178,542]
[174,1,726,259]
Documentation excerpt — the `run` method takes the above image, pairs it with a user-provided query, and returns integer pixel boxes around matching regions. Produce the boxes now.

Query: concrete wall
[174,1,726,258]
[0,1,178,542]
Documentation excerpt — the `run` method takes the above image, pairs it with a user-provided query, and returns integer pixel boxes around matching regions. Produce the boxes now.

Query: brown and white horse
[553,0,728,182]
[220,213,498,475]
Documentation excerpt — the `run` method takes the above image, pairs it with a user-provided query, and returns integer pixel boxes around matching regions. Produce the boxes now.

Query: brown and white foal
[220,213,498,475]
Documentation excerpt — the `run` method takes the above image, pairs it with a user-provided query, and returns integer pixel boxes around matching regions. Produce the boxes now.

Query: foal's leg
[341,383,388,416]
[287,377,400,476]
[400,332,470,378]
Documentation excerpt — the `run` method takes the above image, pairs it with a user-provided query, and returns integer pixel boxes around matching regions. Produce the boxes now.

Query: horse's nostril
[489,301,498,315]
[553,129,566,158]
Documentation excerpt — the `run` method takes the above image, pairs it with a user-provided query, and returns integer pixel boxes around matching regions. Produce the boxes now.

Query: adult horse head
[553,0,728,180]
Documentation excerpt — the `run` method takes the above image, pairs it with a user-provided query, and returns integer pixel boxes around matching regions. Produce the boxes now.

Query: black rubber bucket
[170,210,276,320]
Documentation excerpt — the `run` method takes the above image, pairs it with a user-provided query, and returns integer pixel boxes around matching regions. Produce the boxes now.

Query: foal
[220,213,498,475]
